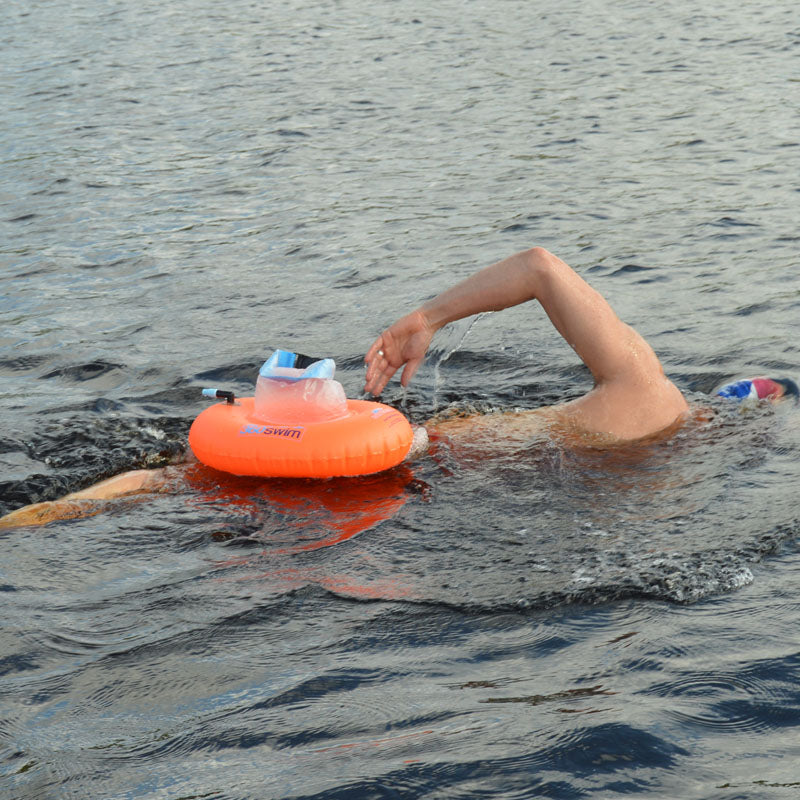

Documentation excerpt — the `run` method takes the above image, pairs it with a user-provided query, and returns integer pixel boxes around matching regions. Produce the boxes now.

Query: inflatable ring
[189,396,413,478]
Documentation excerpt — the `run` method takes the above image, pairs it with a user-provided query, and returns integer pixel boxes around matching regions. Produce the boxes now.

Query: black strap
[293,352,322,370]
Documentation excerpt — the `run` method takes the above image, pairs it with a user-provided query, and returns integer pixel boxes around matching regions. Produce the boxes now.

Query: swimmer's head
[715,376,800,404]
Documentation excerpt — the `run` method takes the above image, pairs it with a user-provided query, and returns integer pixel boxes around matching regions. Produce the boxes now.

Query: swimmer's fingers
[400,356,424,388]
[364,335,400,396]
[364,335,387,387]
[365,335,384,366]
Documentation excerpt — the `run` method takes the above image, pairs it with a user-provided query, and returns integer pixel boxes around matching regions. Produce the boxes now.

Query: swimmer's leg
[63,469,165,501]
[0,467,180,529]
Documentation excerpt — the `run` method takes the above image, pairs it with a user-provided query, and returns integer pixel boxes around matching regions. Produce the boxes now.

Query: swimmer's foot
[0,499,101,529]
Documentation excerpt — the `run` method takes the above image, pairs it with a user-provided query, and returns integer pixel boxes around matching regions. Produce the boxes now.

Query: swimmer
[0,246,793,529]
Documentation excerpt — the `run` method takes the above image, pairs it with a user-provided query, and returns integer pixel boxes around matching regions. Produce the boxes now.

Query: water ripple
[649,662,800,733]
[4,0,800,797]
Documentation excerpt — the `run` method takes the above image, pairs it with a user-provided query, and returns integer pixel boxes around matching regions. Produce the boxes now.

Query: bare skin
[0,469,172,529]
[1,247,687,529]
[365,247,688,441]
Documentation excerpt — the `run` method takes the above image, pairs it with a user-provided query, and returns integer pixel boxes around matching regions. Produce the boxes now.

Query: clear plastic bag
[253,350,348,424]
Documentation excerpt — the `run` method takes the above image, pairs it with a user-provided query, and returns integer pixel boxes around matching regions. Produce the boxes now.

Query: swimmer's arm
[365,249,548,394]
[367,247,660,392]
[365,247,687,436]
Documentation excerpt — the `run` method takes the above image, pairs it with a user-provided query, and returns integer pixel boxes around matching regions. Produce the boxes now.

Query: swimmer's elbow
[520,247,561,294]
[525,246,556,263]
[522,247,557,276]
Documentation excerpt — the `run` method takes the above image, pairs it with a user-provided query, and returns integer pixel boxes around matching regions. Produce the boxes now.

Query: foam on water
[5,364,795,611]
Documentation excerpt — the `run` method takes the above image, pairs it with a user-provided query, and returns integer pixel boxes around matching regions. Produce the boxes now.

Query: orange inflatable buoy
[188,350,413,478]
[189,396,412,478]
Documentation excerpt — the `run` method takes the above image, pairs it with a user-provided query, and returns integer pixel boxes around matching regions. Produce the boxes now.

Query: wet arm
[367,247,664,392]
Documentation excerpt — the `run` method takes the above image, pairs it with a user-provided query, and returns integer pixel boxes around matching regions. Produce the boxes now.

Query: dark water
[3,0,800,797]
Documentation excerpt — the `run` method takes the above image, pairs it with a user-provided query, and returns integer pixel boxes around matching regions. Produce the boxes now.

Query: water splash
[430,313,486,413]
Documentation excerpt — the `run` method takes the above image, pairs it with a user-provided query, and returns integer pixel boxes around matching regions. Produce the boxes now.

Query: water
[2,0,800,796]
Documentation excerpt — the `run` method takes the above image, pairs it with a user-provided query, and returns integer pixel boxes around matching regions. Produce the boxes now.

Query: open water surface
[2,0,800,797]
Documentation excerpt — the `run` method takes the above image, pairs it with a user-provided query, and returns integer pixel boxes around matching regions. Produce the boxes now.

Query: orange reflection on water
[188,464,422,601]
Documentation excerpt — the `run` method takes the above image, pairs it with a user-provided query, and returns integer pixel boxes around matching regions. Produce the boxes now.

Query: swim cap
[715,377,799,403]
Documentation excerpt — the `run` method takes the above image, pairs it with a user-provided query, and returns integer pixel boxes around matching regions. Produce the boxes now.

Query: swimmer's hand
[365,310,435,396]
